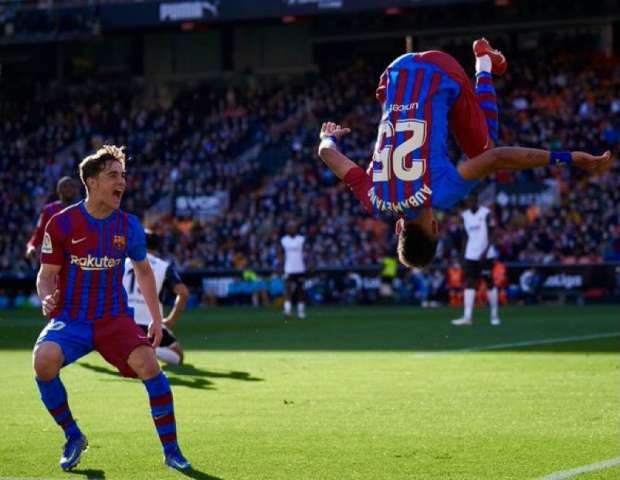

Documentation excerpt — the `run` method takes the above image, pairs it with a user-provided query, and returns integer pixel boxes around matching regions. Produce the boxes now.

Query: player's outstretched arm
[132,259,163,348]
[458,147,613,181]
[317,122,355,179]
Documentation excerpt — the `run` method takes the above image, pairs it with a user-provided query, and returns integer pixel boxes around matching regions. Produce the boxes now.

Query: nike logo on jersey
[71,237,87,245]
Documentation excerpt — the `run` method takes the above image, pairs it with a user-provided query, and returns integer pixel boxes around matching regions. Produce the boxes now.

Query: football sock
[143,372,179,455]
[36,376,82,440]
[475,54,492,74]
[464,289,476,321]
[284,300,292,315]
[488,287,499,319]
[475,67,499,145]
[297,302,306,318]
[156,347,181,365]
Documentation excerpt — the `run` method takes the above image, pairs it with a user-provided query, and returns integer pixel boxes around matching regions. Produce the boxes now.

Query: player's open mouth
[113,189,124,200]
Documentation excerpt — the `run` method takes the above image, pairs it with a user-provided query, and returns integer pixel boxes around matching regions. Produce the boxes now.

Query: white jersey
[123,252,169,325]
[462,206,497,261]
[281,234,306,275]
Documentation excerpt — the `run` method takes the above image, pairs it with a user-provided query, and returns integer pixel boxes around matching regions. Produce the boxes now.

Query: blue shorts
[432,162,480,211]
[36,319,94,366]
[35,315,151,377]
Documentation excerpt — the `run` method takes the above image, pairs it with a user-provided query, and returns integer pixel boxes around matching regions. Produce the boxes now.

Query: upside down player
[318,39,612,268]
[33,146,191,471]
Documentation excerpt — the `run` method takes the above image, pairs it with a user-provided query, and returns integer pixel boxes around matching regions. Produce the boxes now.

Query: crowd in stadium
[2,42,619,279]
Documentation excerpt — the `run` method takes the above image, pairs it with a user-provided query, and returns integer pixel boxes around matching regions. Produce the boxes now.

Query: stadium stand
[1,37,618,287]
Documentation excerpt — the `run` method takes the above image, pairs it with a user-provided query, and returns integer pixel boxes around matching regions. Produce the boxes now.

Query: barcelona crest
[113,235,126,251]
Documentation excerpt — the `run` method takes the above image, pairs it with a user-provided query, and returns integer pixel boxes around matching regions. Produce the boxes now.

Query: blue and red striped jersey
[27,200,66,250]
[345,51,479,219]
[40,201,146,321]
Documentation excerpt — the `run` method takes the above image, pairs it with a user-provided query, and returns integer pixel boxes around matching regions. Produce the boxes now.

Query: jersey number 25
[372,119,427,182]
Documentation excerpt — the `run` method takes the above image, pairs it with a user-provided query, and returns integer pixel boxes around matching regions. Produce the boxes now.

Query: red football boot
[473,37,507,76]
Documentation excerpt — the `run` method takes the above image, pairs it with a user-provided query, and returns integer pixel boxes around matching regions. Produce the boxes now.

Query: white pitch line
[538,456,620,479]
[417,331,620,357]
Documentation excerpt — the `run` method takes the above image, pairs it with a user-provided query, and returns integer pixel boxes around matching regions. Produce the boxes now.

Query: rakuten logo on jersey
[70,255,122,271]
[388,102,418,113]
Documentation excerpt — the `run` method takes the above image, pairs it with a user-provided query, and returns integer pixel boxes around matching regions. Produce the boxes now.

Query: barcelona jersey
[41,201,146,322]
[345,51,480,219]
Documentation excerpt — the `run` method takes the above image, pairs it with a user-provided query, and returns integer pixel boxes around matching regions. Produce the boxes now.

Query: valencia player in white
[281,223,307,319]
[123,230,190,364]
[452,195,501,326]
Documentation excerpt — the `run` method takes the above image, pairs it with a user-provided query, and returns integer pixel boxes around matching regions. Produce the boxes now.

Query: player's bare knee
[33,342,63,380]
[128,345,160,379]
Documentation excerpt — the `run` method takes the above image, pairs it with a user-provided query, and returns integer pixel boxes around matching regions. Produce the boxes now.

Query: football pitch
[0,305,618,480]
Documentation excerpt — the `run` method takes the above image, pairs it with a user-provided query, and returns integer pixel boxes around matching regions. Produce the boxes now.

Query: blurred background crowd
[3,37,618,280]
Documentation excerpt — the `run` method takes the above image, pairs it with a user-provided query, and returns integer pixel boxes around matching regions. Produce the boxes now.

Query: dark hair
[79,145,126,190]
[145,229,162,251]
[397,222,438,268]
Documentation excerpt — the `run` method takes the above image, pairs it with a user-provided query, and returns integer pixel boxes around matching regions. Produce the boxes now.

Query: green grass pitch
[0,305,618,479]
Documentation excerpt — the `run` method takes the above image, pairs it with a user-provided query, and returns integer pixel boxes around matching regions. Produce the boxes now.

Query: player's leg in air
[472,38,505,145]
[448,37,506,160]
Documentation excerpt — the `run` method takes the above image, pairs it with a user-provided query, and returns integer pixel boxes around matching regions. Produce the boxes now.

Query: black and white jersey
[122,252,183,326]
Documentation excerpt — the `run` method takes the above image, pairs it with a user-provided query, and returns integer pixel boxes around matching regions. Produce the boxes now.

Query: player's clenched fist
[42,290,60,317]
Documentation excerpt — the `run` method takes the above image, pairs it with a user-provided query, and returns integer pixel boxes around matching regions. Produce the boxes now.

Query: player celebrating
[318,39,612,268]
[280,223,307,319]
[33,145,191,471]
[123,229,190,365]
[26,176,81,259]
[452,195,501,326]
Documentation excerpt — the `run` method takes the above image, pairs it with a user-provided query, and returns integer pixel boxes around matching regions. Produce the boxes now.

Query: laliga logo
[70,255,121,271]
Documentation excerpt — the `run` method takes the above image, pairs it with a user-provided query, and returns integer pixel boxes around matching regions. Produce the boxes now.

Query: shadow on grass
[66,468,105,479]
[162,363,263,382]
[177,467,225,480]
[77,362,263,391]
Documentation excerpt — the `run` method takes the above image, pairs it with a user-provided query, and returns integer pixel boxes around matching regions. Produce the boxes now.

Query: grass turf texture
[0,305,618,480]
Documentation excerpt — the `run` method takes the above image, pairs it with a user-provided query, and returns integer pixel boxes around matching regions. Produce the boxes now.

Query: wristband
[319,136,338,151]
[319,134,338,144]
[549,151,572,166]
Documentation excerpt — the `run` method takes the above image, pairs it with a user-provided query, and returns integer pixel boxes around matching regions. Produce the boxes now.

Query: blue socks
[37,372,180,456]
[36,376,82,440]
[143,372,179,455]
[475,71,499,144]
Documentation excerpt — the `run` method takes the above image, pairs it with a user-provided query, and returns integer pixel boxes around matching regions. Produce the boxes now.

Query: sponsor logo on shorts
[70,254,122,271]
[42,232,53,254]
